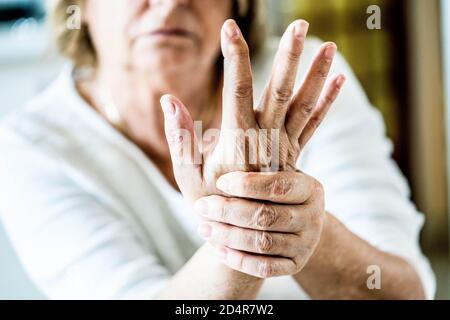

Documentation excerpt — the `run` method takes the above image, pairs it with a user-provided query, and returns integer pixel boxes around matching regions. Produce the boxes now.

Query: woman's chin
[128,34,210,76]
[131,51,197,75]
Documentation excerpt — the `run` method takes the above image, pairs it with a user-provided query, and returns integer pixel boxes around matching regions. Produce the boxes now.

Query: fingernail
[294,20,309,40]
[216,247,228,261]
[195,199,209,217]
[160,95,176,115]
[225,20,241,40]
[198,223,212,239]
[324,44,337,59]
[216,176,230,193]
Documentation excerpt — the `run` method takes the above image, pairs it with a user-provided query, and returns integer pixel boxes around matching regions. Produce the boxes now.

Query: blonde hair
[47,0,267,68]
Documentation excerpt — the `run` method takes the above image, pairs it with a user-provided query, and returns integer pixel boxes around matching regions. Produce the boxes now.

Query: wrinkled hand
[160,19,345,203]
[195,171,325,278]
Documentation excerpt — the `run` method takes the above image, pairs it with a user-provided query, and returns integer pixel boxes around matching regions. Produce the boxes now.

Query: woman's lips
[149,28,194,38]
[131,27,198,47]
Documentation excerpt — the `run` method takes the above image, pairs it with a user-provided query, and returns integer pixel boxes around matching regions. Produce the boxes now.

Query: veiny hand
[160,19,345,203]
[195,171,325,278]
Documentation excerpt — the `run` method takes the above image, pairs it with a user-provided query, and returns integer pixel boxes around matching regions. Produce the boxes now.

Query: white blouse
[0,37,436,299]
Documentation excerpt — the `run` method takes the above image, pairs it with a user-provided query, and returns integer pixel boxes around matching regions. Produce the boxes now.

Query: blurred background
[0,0,449,299]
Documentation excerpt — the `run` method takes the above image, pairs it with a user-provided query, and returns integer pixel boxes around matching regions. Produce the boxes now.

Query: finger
[199,221,300,257]
[285,42,337,139]
[220,19,256,130]
[195,195,306,232]
[256,20,309,129]
[216,171,318,204]
[298,74,346,150]
[160,95,203,201]
[214,246,298,278]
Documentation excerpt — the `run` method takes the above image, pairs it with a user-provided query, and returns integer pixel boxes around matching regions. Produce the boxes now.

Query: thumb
[160,94,203,201]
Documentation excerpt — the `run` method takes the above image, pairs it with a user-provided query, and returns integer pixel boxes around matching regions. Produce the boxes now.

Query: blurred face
[85,0,232,75]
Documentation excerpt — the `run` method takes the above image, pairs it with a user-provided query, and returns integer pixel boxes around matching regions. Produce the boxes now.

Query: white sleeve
[300,40,436,299]
[0,127,170,299]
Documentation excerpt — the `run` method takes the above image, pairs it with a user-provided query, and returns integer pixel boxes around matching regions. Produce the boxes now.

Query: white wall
[0,22,61,299]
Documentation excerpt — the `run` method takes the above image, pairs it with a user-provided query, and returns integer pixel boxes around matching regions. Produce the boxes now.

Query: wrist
[295,212,337,277]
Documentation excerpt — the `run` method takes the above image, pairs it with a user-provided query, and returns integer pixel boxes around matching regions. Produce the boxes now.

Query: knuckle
[167,128,188,146]
[317,63,331,80]
[258,261,274,278]
[299,102,315,116]
[286,48,302,63]
[308,115,322,131]
[232,80,253,100]
[322,93,335,106]
[254,231,274,253]
[317,69,329,80]
[218,200,229,221]
[270,87,293,104]
[286,207,298,228]
[253,204,278,229]
[267,178,295,198]
[167,128,190,161]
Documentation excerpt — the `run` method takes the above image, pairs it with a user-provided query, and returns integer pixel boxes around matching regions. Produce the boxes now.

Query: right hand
[160,19,345,204]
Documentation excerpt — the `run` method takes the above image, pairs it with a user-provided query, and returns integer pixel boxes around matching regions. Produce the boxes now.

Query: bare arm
[294,213,425,300]
[159,244,263,299]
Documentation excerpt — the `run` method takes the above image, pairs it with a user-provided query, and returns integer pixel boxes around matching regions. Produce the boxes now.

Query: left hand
[160,19,345,204]
[194,170,325,278]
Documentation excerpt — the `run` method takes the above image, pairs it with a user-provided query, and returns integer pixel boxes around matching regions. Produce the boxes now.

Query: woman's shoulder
[1,67,69,133]
[0,66,102,155]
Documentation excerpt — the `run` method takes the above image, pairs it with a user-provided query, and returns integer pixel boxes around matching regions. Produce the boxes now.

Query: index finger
[220,19,256,130]
[194,195,307,232]
[216,171,318,204]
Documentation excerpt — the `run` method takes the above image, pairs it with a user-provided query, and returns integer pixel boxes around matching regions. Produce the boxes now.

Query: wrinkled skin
[161,19,343,202]
[160,19,345,278]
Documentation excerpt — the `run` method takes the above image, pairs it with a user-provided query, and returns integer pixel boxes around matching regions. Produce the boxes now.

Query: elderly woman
[0,0,435,299]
